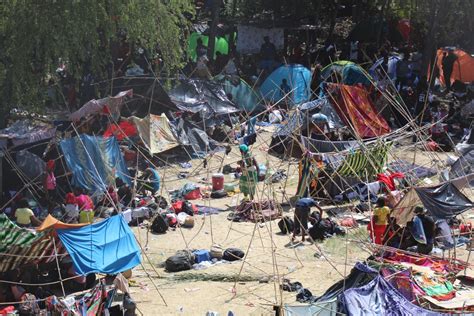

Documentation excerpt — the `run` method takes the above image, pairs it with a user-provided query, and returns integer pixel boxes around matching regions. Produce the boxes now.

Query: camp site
[1,1,474,315]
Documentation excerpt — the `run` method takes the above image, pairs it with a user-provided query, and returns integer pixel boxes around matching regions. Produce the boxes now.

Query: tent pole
[52,236,66,298]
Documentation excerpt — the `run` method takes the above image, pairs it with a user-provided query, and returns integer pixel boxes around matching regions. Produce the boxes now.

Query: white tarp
[236,25,284,54]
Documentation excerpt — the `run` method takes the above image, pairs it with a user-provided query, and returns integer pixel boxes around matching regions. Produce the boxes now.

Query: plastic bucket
[212,173,224,191]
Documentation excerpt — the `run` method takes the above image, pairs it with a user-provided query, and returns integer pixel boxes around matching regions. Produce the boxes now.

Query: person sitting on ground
[116,178,133,207]
[293,197,323,243]
[368,197,390,245]
[63,193,79,223]
[412,206,436,254]
[14,199,41,227]
[74,188,94,223]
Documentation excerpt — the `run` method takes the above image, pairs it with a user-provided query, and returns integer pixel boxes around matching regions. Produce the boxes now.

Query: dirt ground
[128,127,471,315]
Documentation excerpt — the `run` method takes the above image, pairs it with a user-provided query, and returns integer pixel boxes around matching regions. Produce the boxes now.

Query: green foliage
[0,0,194,113]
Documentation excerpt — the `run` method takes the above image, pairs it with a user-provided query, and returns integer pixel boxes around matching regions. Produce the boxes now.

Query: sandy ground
[127,127,472,315]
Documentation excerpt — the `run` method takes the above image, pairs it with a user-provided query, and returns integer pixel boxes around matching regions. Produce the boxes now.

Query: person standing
[442,50,457,92]
[238,144,259,201]
[396,53,411,90]
[413,206,436,254]
[44,160,57,203]
[369,197,390,245]
[259,36,277,74]
[293,197,323,243]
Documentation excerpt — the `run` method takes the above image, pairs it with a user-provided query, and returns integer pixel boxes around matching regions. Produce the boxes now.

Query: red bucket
[212,173,224,191]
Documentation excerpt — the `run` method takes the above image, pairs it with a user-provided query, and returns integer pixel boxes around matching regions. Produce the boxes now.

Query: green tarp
[188,32,229,61]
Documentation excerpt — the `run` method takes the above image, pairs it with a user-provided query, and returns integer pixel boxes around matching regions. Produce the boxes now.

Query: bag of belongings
[151,214,169,234]
[210,244,224,259]
[278,216,297,234]
[165,250,195,272]
[223,248,245,261]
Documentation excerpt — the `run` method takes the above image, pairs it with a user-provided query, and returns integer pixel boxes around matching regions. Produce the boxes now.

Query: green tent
[188,32,229,61]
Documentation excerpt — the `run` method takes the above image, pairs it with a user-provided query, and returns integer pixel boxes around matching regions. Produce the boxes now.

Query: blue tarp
[60,135,130,193]
[260,64,311,105]
[321,61,372,86]
[57,215,141,275]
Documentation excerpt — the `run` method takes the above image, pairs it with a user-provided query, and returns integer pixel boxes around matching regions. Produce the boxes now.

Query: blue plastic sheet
[57,215,141,275]
[60,135,130,193]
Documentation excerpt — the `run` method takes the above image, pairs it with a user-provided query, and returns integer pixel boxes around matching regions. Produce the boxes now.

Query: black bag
[223,248,245,261]
[210,190,227,199]
[165,254,192,272]
[278,216,294,234]
[182,201,195,216]
[151,214,169,234]
[309,218,334,241]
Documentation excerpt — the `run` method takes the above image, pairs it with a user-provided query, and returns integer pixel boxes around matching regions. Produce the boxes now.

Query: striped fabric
[0,214,60,272]
[296,156,312,198]
[336,142,391,177]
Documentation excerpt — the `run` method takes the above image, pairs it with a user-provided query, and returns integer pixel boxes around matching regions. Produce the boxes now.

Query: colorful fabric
[413,274,455,300]
[103,120,138,141]
[240,167,258,196]
[328,84,390,138]
[376,172,404,191]
[0,214,61,272]
[57,215,142,275]
[336,143,391,177]
[60,135,130,193]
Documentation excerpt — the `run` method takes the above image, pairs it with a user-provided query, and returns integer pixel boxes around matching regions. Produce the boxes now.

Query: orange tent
[436,48,474,86]
[36,214,88,232]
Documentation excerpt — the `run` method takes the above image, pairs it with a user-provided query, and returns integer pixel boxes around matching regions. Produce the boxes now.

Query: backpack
[165,254,193,272]
[278,216,295,234]
[309,218,334,241]
[181,201,195,216]
[223,248,245,261]
[151,214,169,234]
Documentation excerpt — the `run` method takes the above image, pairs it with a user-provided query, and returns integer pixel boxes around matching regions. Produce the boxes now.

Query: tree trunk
[207,0,220,61]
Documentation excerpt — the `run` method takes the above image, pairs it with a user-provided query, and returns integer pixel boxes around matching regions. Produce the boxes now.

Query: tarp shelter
[321,61,372,87]
[0,214,60,273]
[37,214,88,231]
[57,215,142,275]
[69,90,133,121]
[110,77,178,116]
[60,135,130,193]
[169,79,240,117]
[131,114,180,154]
[326,84,390,138]
[188,32,229,61]
[260,64,311,105]
[436,48,474,86]
[236,25,284,54]
[392,182,474,225]
[0,120,56,149]
[215,75,262,113]
[15,150,46,181]
[173,117,219,156]
[450,148,474,184]
[369,55,401,82]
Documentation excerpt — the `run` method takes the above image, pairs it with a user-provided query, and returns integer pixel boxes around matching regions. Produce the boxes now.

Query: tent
[131,114,180,154]
[169,79,240,117]
[70,90,133,121]
[60,135,131,193]
[215,75,262,113]
[369,55,401,82]
[188,32,229,62]
[392,182,474,225]
[260,64,311,105]
[57,214,142,275]
[326,83,390,138]
[321,61,373,87]
[436,48,474,86]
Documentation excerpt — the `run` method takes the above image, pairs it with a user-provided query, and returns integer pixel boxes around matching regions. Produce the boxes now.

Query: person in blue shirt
[293,197,323,243]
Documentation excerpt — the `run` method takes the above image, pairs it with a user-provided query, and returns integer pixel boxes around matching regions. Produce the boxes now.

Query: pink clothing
[45,172,56,190]
[76,194,94,211]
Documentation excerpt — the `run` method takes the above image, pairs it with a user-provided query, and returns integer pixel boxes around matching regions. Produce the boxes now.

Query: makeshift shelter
[131,114,180,154]
[215,75,262,113]
[449,148,474,184]
[369,55,401,82]
[436,48,474,86]
[236,25,284,54]
[169,79,240,118]
[173,117,220,156]
[326,83,390,138]
[69,90,133,121]
[60,135,131,193]
[392,182,474,225]
[260,64,311,106]
[321,61,372,87]
[57,215,142,275]
[103,120,138,141]
[188,32,229,61]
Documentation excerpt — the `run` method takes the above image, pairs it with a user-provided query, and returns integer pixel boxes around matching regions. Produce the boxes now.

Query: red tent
[436,48,474,86]
[103,120,137,141]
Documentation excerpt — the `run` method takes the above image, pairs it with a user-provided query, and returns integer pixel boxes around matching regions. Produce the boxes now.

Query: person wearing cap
[310,112,330,141]
[239,144,259,201]
[413,205,436,254]
[293,197,323,243]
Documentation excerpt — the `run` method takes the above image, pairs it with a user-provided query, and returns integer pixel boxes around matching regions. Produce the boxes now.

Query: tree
[0,0,194,124]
